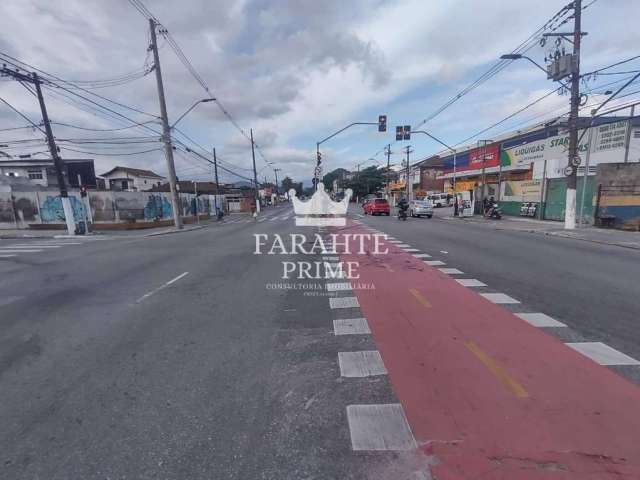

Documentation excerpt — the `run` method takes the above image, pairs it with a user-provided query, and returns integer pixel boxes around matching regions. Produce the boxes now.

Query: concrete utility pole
[193,181,199,224]
[149,18,182,229]
[250,128,260,214]
[213,147,220,215]
[385,144,391,199]
[565,0,582,230]
[274,168,282,205]
[404,145,413,201]
[32,73,76,235]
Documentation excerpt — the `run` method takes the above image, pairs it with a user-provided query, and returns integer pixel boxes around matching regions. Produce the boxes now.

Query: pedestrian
[453,194,459,217]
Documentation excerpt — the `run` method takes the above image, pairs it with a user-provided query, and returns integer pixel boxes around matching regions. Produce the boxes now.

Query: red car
[363,198,390,216]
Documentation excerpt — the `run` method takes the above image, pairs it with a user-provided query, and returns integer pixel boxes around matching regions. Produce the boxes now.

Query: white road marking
[396,244,411,248]
[0,249,43,253]
[388,240,402,244]
[480,293,520,304]
[439,268,463,275]
[402,248,420,252]
[136,272,189,303]
[329,296,359,309]
[0,255,17,258]
[322,256,339,261]
[347,404,417,451]
[455,279,487,287]
[0,295,23,306]
[566,342,640,366]
[412,253,431,258]
[7,244,62,248]
[326,282,352,292]
[515,313,567,328]
[339,351,387,377]
[333,318,371,335]
[423,260,445,266]
[440,250,448,254]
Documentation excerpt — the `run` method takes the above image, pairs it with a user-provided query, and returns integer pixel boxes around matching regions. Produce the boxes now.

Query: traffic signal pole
[251,128,260,214]
[315,116,387,190]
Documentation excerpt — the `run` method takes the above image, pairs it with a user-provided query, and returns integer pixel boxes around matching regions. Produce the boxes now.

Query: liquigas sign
[500,121,630,170]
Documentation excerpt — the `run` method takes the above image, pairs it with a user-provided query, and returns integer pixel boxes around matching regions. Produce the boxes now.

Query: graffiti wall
[0,188,228,229]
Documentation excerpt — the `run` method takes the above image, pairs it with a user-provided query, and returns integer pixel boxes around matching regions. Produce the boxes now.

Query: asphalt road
[356,207,640,369]
[0,206,402,480]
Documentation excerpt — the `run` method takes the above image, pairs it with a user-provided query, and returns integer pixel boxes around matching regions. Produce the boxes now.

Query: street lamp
[171,98,215,130]
[500,54,570,89]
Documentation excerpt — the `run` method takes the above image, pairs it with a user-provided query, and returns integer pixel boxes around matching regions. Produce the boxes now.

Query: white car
[409,200,433,218]
[427,193,449,208]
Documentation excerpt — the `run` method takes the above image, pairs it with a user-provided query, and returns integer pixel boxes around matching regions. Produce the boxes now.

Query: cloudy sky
[1,0,639,185]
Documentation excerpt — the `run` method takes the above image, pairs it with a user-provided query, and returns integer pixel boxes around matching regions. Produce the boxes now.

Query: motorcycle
[485,202,502,220]
[398,207,408,221]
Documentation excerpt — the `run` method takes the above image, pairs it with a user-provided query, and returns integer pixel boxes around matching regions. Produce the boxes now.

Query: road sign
[564,165,574,176]
[571,155,582,167]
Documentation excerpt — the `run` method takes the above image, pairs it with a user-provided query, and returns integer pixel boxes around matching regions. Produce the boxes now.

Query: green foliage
[322,168,349,192]
[281,176,302,195]
[346,166,385,199]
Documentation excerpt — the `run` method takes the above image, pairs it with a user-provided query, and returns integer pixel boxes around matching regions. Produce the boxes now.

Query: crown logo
[288,183,353,226]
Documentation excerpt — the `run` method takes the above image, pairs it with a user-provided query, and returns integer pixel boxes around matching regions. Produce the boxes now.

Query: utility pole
[32,73,76,235]
[193,181,199,224]
[565,0,582,230]
[213,147,220,216]
[385,144,391,200]
[404,145,413,201]
[1,66,76,235]
[149,18,182,229]
[250,128,260,214]
[274,168,282,205]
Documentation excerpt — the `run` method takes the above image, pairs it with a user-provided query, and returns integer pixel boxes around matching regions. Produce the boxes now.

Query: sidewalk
[0,222,211,239]
[447,213,640,250]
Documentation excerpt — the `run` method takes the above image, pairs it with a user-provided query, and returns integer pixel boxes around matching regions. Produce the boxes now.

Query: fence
[0,188,227,229]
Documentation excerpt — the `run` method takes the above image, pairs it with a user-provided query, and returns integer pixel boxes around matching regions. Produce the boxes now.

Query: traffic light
[378,115,387,132]
[395,126,403,141]
[403,125,411,140]
[316,150,322,165]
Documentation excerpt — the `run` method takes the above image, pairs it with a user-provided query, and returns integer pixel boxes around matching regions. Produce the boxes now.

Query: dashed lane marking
[566,342,640,366]
[322,256,339,261]
[396,244,411,248]
[412,253,431,258]
[388,240,402,244]
[440,250,448,254]
[515,313,567,328]
[339,351,387,377]
[0,249,43,253]
[455,279,487,287]
[464,340,529,398]
[423,260,445,266]
[402,248,420,252]
[439,268,463,275]
[136,272,189,304]
[409,288,431,308]
[0,255,17,258]
[6,244,62,248]
[346,404,417,451]
[480,293,520,304]
[326,282,352,292]
[329,296,360,309]
[333,318,371,335]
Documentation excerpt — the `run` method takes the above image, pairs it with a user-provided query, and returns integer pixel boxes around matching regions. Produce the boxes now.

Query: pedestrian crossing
[0,236,113,259]
[220,209,295,225]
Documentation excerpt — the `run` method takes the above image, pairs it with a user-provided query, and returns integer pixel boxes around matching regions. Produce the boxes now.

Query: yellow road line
[464,341,529,398]
[409,288,431,308]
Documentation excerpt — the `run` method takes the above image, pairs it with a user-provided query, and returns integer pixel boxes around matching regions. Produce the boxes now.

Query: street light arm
[318,122,378,146]
[410,130,456,153]
[171,98,215,130]
[501,54,570,89]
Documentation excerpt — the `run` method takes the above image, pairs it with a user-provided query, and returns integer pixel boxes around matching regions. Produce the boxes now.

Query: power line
[59,146,163,156]
[0,95,48,135]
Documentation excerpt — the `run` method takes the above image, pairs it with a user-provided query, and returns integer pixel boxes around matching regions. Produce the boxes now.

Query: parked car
[409,199,433,218]
[363,198,390,216]
[427,193,449,208]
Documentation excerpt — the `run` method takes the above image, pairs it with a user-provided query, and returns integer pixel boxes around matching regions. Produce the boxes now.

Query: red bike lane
[339,225,640,479]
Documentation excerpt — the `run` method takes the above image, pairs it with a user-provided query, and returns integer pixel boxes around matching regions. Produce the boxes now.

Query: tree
[346,166,385,200]
[281,176,303,196]
[322,168,349,192]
